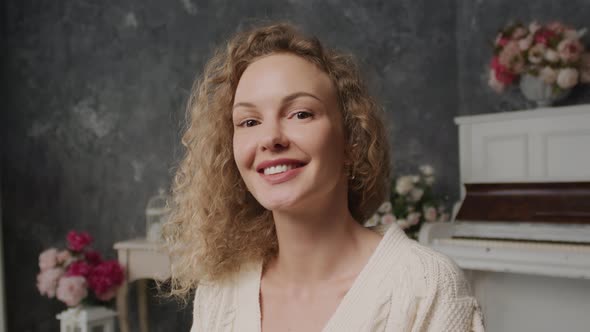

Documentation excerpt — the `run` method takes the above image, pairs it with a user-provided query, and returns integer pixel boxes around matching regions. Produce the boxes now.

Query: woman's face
[232,53,347,213]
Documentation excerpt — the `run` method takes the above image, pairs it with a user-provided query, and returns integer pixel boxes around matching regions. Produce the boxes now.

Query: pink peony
[490,57,516,84]
[423,206,438,222]
[66,260,92,277]
[84,250,103,266]
[36,267,64,298]
[56,250,73,265]
[539,66,558,84]
[488,69,506,93]
[56,276,88,307]
[67,231,93,252]
[498,41,525,73]
[494,33,509,47]
[557,38,584,63]
[580,53,590,83]
[534,28,558,45]
[557,68,579,89]
[518,35,533,51]
[87,260,125,299]
[39,248,59,271]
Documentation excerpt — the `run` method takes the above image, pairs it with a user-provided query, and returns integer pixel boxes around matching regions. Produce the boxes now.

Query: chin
[260,197,300,212]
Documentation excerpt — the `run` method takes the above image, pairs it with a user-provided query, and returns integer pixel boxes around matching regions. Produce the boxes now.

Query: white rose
[396,219,411,229]
[419,164,434,176]
[423,206,438,222]
[377,201,392,214]
[557,68,579,89]
[364,214,380,227]
[395,176,414,195]
[529,21,541,34]
[528,44,546,64]
[539,66,558,84]
[410,188,424,202]
[545,49,560,63]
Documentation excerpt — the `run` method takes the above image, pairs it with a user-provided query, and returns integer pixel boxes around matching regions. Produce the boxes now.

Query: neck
[267,190,380,285]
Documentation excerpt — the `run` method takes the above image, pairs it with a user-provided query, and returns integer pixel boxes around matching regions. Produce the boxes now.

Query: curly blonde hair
[162,22,390,301]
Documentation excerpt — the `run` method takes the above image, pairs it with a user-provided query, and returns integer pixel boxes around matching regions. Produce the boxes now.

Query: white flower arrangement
[365,164,449,238]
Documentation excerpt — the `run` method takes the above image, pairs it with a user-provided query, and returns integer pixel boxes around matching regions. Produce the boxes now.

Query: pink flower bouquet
[489,21,590,93]
[36,231,125,307]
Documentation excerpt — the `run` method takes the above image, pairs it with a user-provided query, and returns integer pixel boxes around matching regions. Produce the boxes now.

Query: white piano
[419,104,590,332]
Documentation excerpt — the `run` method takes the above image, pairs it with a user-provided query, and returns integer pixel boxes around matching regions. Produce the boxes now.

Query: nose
[259,121,289,152]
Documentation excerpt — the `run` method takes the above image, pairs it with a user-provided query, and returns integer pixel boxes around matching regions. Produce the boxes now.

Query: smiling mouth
[260,163,306,175]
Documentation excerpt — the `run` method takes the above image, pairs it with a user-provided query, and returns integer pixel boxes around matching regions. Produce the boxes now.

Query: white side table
[114,239,170,332]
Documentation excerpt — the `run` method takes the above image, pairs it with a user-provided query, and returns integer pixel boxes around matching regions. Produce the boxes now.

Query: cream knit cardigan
[191,224,485,332]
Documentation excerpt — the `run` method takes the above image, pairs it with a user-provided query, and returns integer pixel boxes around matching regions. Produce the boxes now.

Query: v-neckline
[235,224,407,332]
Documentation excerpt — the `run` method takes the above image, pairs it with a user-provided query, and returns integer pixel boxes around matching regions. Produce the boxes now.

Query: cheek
[302,124,346,167]
[232,132,256,172]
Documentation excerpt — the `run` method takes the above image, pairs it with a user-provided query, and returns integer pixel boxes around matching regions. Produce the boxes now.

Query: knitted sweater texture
[190,224,485,332]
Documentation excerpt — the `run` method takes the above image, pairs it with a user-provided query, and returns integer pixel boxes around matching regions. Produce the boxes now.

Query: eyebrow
[232,91,325,111]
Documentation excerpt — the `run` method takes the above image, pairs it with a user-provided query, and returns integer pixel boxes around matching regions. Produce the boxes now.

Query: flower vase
[56,305,117,332]
[519,73,571,107]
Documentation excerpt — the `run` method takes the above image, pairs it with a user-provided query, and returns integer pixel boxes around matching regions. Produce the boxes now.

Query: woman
[163,23,484,332]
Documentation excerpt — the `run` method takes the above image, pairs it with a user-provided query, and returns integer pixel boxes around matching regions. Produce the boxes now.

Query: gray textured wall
[1,0,588,331]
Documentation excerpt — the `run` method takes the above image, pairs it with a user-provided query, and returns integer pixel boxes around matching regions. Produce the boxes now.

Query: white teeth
[263,164,295,175]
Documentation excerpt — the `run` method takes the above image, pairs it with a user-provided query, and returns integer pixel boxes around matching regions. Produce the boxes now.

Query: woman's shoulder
[406,239,472,298]
[376,227,485,331]
[378,225,472,300]
[191,264,252,331]
[193,259,260,304]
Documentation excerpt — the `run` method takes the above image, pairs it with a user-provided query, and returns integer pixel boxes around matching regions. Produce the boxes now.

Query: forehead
[234,53,336,105]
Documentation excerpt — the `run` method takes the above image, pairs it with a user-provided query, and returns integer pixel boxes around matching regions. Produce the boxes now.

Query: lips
[256,158,307,174]
[255,158,307,184]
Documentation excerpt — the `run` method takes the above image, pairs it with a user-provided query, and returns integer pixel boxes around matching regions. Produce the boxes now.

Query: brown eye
[295,111,312,120]
[240,119,260,127]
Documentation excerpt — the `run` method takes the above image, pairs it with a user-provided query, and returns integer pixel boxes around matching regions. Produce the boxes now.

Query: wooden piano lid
[456,182,590,224]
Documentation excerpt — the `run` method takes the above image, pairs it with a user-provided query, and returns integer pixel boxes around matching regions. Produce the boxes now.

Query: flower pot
[519,73,571,107]
[56,305,117,332]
